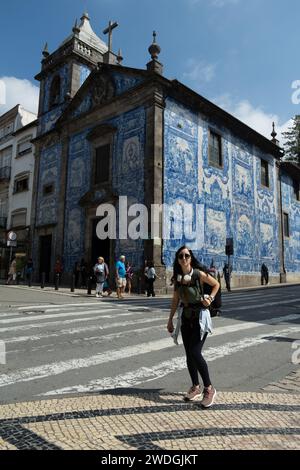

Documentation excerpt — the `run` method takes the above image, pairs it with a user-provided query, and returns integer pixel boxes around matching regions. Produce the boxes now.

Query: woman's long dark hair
[172,246,209,279]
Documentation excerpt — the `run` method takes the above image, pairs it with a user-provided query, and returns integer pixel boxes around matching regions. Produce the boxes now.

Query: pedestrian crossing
[0,289,299,402]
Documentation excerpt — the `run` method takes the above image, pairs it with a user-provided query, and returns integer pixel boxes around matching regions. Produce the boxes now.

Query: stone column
[276,161,286,283]
[144,86,167,293]
[55,131,69,282]
[29,141,41,282]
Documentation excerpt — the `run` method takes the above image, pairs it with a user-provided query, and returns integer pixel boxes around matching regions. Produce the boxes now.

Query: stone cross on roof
[103,20,118,52]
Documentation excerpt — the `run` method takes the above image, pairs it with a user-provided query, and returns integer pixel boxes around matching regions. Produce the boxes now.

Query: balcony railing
[0,166,11,182]
[0,216,7,229]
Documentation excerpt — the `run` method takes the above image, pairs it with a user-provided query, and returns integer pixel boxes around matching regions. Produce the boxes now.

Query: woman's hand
[167,318,174,334]
[201,295,212,308]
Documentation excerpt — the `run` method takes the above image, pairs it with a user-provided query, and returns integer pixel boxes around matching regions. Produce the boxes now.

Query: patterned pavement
[0,286,299,451]
[0,370,299,450]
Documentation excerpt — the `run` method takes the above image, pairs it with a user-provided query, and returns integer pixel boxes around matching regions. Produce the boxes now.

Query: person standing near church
[94,257,108,298]
[6,257,17,285]
[116,255,126,299]
[261,263,269,285]
[223,263,232,292]
[25,258,34,287]
[54,257,63,286]
[125,261,134,295]
[145,261,157,297]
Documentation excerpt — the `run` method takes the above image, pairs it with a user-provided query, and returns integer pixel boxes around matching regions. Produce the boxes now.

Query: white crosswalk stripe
[2,324,300,390]
[0,291,299,400]
[42,325,300,396]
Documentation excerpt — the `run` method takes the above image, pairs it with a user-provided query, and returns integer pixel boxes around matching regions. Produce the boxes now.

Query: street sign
[7,240,17,247]
[225,238,234,255]
[8,231,17,241]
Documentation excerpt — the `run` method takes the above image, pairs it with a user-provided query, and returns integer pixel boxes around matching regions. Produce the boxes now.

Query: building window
[14,175,29,193]
[43,183,54,196]
[261,159,269,188]
[11,210,27,228]
[0,122,14,140]
[94,144,110,184]
[6,123,14,136]
[17,137,32,157]
[49,75,61,109]
[209,130,223,168]
[283,212,290,237]
[0,199,8,228]
[0,146,12,166]
[293,180,300,201]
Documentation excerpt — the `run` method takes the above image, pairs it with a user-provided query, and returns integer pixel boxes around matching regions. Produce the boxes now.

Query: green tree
[282,115,300,165]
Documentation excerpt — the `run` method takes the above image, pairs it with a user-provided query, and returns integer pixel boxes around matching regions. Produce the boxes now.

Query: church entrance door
[39,235,52,282]
[91,219,111,269]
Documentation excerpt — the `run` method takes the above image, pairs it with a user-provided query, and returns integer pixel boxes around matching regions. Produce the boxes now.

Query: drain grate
[127,307,150,312]
[22,310,45,315]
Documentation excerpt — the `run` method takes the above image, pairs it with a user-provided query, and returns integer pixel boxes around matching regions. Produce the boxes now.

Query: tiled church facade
[30,14,300,289]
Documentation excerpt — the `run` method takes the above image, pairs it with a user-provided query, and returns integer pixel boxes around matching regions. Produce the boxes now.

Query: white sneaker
[200,386,217,408]
[96,293,99,298]
[184,385,201,402]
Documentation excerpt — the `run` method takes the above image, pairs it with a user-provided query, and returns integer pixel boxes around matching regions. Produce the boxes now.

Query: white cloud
[183,59,216,83]
[0,77,39,115]
[213,93,292,145]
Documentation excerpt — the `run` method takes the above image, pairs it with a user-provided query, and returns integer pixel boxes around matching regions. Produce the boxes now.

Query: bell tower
[35,12,111,135]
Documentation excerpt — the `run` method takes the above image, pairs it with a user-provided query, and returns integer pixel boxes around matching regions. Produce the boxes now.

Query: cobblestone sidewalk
[0,379,299,450]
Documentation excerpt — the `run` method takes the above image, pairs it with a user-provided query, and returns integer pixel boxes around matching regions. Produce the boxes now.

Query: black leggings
[146,279,155,296]
[181,317,211,388]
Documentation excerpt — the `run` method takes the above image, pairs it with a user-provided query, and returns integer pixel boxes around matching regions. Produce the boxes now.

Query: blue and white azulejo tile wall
[163,97,282,276]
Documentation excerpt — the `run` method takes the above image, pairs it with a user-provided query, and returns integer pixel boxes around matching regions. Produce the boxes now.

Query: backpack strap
[193,269,204,298]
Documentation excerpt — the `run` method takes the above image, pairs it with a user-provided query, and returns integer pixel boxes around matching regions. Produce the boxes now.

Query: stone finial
[42,42,50,58]
[148,31,161,60]
[81,12,90,21]
[271,122,277,139]
[72,19,80,34]
[117,49,123,64]
[271,122,280,146]
[146,31,163,74]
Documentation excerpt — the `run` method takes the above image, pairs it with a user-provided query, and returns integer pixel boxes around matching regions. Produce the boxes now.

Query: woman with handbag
[145,261,157,297]
[167,246,220,408]
[93,257,108,298]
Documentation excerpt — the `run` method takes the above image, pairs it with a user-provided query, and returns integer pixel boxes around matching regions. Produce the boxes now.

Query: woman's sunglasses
[178,253,191,260]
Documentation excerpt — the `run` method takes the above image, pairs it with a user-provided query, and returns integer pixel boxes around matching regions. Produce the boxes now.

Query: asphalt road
[0,284,299,404]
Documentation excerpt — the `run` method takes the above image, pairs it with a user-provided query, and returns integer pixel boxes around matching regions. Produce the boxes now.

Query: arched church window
[49,75,61,108]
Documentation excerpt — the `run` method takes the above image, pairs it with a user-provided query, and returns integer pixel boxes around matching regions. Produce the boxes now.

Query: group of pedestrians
[6,257,34,285]
[93,255,134,300]
[92,255,160,299]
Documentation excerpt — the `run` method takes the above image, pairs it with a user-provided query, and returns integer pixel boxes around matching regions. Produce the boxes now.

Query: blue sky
[1,0,299,140]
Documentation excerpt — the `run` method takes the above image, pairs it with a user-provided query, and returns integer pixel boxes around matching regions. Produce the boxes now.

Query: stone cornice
[280,161,300,181]
[32,129,61,149]
[86,124,117,141]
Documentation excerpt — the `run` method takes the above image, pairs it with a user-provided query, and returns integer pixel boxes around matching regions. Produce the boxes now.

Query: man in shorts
[116,255,126,299]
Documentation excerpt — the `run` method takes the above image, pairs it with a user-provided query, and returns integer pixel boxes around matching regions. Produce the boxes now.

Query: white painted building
[0,105,37,278]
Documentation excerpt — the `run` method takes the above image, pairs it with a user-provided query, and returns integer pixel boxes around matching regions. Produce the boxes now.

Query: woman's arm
[167,289,180,333]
